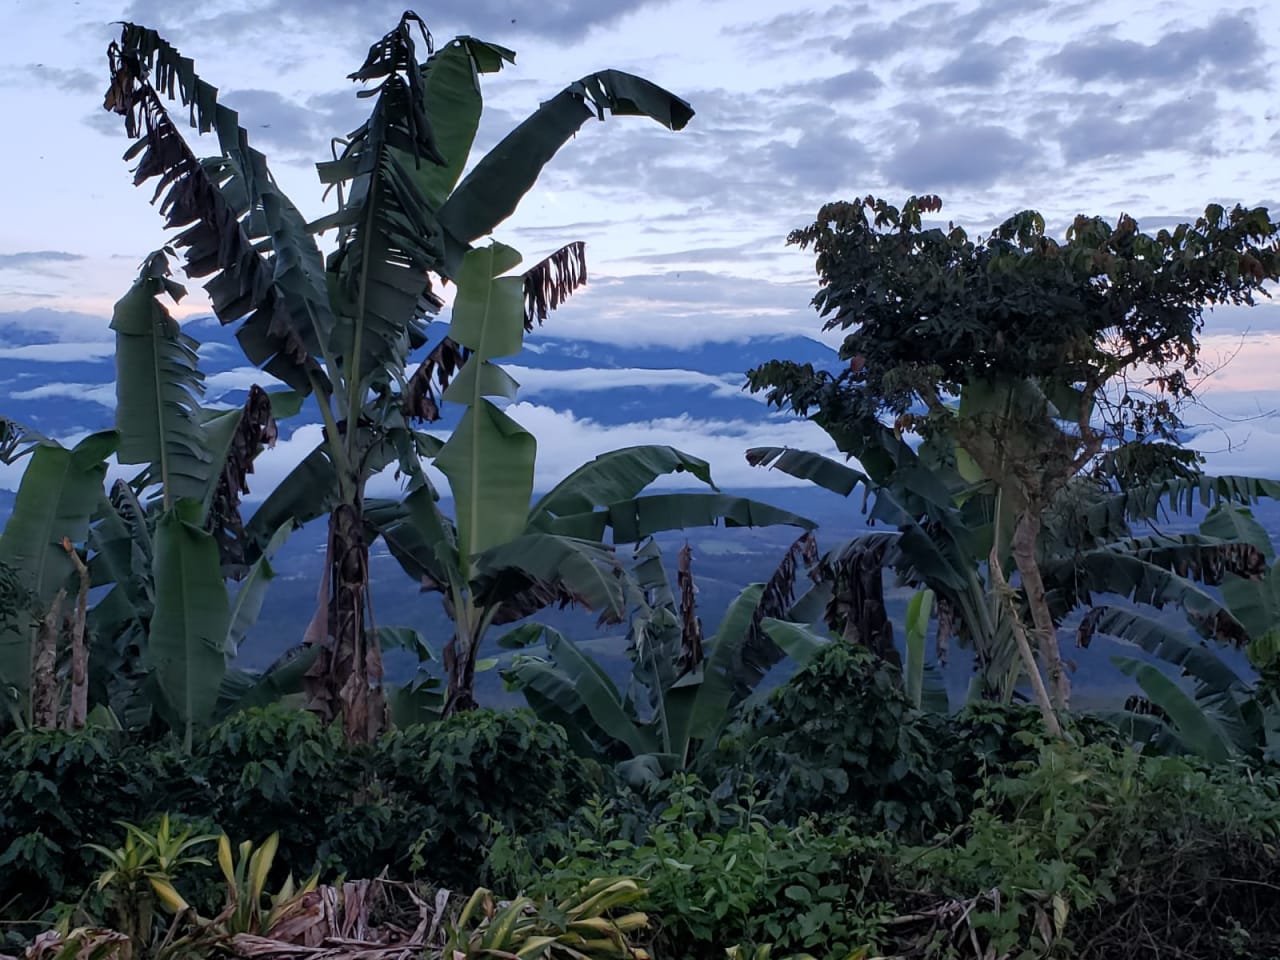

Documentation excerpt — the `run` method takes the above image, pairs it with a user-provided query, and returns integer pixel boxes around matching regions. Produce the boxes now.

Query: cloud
[0,64,98,94]
[0,251,86,273]
[1184,388,1280,479]
[204,366,282,398]
[1053,91,1220,164]
[887,120,1039,190]
[0,341,115,362]
[470,402,847,493]
[505,364,755,401]
[927,39,1024,88]
[242,401,847,510]
[784,68,884,101]
[1047,13,1265,84]
[8,383,116,410]
[123,0,663,48]
[524,270,823,348]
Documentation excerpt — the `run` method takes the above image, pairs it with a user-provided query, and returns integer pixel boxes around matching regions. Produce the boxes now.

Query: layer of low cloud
[239,404,846,511]
[504,364,758,402]
[8,382,116,409]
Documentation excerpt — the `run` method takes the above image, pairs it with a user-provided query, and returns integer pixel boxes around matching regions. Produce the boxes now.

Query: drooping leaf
[745,446,870,498]
[472,534,624,625]
[546,492,814,544]
[1112,656,1237,763]
[366,484,460,596]
[243,442,338,549]
[204,384,280,572]
[435,70,693,269]
[529,445,715,530]
[149,501,231,745]
[1200,501,1275,561]
[111,250,211,506]
[758,617,829,666]
[216,644,319,718]
[1078,605,1249,694]
[522,241,587,329]
[225,520,293,656]
[905,589,935,708]
[508,628,656,757]
[1221,563,1280,642]
[107,25,333,390]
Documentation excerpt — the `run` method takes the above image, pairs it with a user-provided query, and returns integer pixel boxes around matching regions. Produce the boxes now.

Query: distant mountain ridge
[1,319,1277,711]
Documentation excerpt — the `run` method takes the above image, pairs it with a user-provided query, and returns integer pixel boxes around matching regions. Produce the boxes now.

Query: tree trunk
[442,617,479,718]
[1010,510,1070,710]
[63,539,91,730]
[31,590,65,729]
[306,503,386,741]
[988,548,1063,739]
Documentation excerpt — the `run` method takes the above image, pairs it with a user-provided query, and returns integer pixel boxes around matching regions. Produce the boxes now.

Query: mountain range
[0,318,1275,711]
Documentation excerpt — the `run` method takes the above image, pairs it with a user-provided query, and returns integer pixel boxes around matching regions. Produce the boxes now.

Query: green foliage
[900,741,1280,959]
[181,706,390,881]
[515,780,893,960]
[0,706,591,914]
[378,709,596,887]
[444,879,650,960]
[714,644,959,834]
[0,728,154,914]
[87,814,217,946]
[212,832,317,936]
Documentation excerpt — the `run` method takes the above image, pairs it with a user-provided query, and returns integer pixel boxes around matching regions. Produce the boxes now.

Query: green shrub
[712,644,959,835]
[0,727,154,914]
[378,708,596,887]
[514,777,894,960]
[182,705,390,881]
[938,701,1128,808]
[900,742,1280,958]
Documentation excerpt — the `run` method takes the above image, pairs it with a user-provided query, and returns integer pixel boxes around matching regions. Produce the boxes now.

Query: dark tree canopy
[755,195,1280,461]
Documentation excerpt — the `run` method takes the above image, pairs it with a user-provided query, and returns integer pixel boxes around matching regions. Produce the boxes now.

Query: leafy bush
[514,778,894,960]
[899,742,1280,958]
[939,701,1128,806]
[711,644,959,834]
[378,708,597,887]
[182,706,389,881]
[0,706,591,916]
[0,728,154,914]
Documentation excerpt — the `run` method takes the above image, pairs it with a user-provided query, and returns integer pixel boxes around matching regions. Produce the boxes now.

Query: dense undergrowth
[5,646,1280,959]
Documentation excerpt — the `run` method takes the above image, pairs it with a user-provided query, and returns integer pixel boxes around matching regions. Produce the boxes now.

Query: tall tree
[750,196,1280,711]
[103,14,693,740]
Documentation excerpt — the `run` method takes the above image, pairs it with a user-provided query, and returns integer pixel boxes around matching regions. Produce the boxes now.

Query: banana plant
[504,533,824,781]
[1085,502,1280,762]
[366,244,814,717]
[746,441,1279,722]
[105,14,694,740]
[0,430,116,727]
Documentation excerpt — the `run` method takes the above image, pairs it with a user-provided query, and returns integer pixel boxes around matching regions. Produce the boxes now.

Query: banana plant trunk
[1010,509,1070,710]
[442,607,484,717]
[308,501,386,741]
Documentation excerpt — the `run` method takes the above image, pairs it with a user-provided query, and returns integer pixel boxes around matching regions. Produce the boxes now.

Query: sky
[0,0,1278,497]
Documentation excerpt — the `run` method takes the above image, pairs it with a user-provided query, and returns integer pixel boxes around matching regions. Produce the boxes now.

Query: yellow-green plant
[214,832,318,935]
[85,815,216,946]
[445,878,650,960]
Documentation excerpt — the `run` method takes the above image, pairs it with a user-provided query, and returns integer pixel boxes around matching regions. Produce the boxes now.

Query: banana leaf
[149,501,231,747]
[529,445,716,528]
[744,446,870,498]
[111,251,212,506]
[0,432,117,711]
